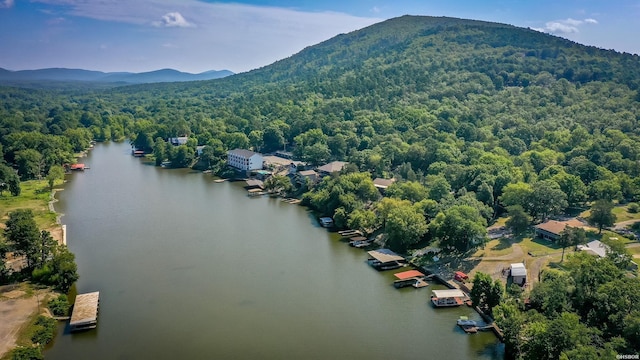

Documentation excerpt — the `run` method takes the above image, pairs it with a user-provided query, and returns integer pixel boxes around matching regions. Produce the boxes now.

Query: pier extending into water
[69,292,100,332]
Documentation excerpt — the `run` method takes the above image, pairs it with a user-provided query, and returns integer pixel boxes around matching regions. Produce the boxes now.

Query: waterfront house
[373,178,396,193]
[296,170,319,186]
[510,263,527,285]
[577,240,609,258]
[228,149,263,171]
[169,136,189,146]
[317,161,348,177]
[534,219,585,241]
[70,163,85,171]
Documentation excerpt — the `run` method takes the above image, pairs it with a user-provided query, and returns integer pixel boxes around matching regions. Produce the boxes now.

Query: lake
[46,141,503,359]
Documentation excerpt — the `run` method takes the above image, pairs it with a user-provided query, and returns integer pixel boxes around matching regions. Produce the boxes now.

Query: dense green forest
[1,15,640,357]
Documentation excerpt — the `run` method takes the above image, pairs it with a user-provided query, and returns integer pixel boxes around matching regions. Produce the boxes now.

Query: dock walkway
[69,291,100,332]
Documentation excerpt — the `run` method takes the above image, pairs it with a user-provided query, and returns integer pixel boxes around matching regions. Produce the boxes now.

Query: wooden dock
[69,291,100,332]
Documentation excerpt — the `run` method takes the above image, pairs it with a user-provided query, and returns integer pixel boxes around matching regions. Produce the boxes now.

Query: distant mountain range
[0,67,234,85]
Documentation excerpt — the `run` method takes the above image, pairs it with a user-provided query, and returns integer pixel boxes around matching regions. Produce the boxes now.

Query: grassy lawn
[582,204,640,223]
[520,236,562,256]
[490,216,508,228]
[628,247,640,256]
[0,179,63,229]
[474,237,514,257]
[612,205,640,222]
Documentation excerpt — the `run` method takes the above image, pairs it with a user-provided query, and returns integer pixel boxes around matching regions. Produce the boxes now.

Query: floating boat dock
[338,229,362,238]
[69,291,100,332]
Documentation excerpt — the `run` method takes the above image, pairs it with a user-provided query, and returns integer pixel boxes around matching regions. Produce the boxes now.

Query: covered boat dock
[367,249,405,271]
[393,269,428,288]
[431,289,465,307]
[69,291,100,332]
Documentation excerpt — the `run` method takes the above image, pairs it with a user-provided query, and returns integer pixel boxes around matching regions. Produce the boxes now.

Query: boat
[318,217,334,228]
[368,259,403,271]
[457,316,477,327]
[353,240,373,248]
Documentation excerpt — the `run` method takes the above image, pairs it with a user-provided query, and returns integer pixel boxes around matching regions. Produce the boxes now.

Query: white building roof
[510,263,527,277]
[577,240,609,258]
[228,149,260,158]
[431,289,465,298]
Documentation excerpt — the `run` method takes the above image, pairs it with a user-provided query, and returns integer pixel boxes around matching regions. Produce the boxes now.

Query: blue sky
[0,0,638,73]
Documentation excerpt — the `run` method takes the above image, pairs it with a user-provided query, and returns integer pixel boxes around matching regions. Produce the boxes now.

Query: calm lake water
[46,142,503,359]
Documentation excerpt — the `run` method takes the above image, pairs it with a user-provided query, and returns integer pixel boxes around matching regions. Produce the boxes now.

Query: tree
[4,209,40,269]
[426,175,451,202]
[505,205,531,235]
[494,301,525,358]
[602,235,633,269]
[588,179,621,202]
[384,203,428,252]
[153,137,167,166]
[552,172,587,209]
[170,145,194,168]
[499,182,533,208]
[0,163,21,196]
[0,239,8,283]
[35,231,57,268]
[470,272,503,316]
[302,143,331,167]
[527,180,568,221]
[567,252,622,318]
[431,205,487,252]
[48,246,79,292]
[263,175,292,195]
[262,126,284,152]
[9,346,43,360]
[132,131,154,153]
[557,226,586,262]
[529,270,573,318]
[347,209,377,235]
[587,199,616,234]
[15,149,43,180]
[385,181,429,203]
[46,166,65,191]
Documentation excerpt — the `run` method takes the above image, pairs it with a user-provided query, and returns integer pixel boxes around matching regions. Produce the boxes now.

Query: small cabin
[510,263,527,286]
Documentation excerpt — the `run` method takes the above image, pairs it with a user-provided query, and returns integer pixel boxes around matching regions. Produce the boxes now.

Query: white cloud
[371,6,381,14]
[22,0,382,72]
[0,0,14,9]
[564,18,583,26]
[545,21,579,33]
[153,12,194,28]
[541,17,598,34]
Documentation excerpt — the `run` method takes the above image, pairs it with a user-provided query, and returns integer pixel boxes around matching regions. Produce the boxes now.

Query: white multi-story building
[227,149,263,171]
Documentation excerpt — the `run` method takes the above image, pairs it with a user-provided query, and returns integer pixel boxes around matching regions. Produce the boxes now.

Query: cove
[46,141,503,359]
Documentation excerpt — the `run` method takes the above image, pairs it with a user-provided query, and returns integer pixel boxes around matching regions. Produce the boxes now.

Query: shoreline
[0,149,89,359]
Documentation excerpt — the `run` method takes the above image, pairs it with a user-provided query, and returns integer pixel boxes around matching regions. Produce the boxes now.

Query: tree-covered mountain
[0,67,233,86]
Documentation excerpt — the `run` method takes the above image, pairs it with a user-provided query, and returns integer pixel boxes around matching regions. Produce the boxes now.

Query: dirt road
[0,286,43,358]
